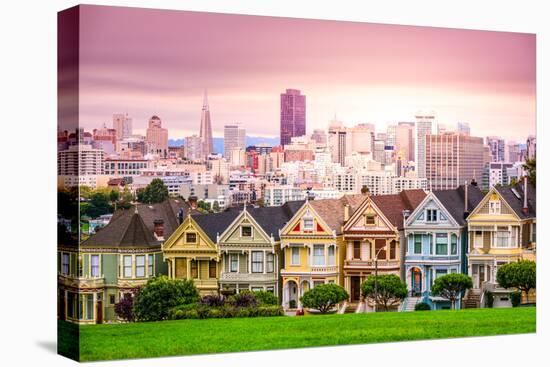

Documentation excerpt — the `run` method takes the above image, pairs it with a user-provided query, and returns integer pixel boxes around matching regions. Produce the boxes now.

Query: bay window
[62,253,69,275]
[252,251,264,273]
[414,234,422,254]
[91,255,100,277]
[123,255,132,278]
[148,254,154,276]
[451,234,458,255]
[313,245,325,266]
[135,255,145,277]
[328,246,335,265]
[291,247,300,265]
[435,234,448,255]
[495,227,511,247]
[266,253,274,273]
[229,254,238,272]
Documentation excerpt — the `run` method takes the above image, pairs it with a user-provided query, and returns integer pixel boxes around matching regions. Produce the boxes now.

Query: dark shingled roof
[81,198,190,248]
[434,184,484,226]
[495,181,536,219]
[247,200,305,240]
[371,189,427,230]
[192,208,241,243]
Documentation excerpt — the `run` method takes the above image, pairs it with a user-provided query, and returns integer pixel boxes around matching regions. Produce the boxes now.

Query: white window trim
[229,253,239,273]
[90,254,101,278]
[135,255,146,278]
[241,225,253,238]
[489,200,501,215]
[251,251,264,273]
[290,246,301,266]
[61,252,70,275]
[312,244,325,266]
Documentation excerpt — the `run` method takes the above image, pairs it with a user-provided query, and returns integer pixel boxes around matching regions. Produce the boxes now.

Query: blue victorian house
[402,183,483,310]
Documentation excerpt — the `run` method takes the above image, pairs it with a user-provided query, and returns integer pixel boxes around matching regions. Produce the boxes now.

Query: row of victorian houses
[57,179,536,323]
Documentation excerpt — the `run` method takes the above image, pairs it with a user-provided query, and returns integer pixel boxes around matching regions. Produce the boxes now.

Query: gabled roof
[371,189,426,230]
[495,181,536,219]
[308,194,366,234]
[81,198,190,248]
[247,200,304,240]
[434,184,484,226]
[192,209,241,243]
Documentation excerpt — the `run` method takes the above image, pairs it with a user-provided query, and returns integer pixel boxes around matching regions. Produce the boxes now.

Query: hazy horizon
[73,5,536,142]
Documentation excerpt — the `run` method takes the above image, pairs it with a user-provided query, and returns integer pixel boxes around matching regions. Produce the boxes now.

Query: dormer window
[303,217,314,231]
[185,232,197,243]
[241,226,252,237]
[489,200,501,215]
[426,209,437,222]
[366,214,376,225]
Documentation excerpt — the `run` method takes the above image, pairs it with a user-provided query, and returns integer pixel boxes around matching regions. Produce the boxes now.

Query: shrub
[414,302,431,311]
[431,273,473,310]
[289,300,297,309]
[133,276,200,321]
[486,293,494,308]
[199,294,225,307]
[253,291,278,306]
[300,284,348,313]
[256,305,284,317]
[114,290,139,321]
[167,303,198,319]
[362,275,408,311]
[228,292,258,308]
[510,291,522,307]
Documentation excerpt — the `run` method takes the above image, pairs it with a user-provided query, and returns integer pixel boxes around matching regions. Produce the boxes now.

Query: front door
[412,268,422,295]
[96,300,103,324]
[479,265,485,288]
[351,276,361,301]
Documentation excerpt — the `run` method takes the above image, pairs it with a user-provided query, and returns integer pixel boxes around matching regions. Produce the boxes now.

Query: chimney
[188,195,198,210]
[522,176,529,214]
[463,180,469,219]
[177,208,184,225]
[153,219,164,239]
[344,204,350,223]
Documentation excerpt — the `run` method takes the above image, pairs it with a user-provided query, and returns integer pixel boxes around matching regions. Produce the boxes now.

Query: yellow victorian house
[465,179,536,307]
[280,195,365,309]
[162,209,240,295]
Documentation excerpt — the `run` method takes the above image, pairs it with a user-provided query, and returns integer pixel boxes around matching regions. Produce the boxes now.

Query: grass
[63,307,536,361]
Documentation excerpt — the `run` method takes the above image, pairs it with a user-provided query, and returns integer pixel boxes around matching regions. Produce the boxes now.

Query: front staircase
[402,296,421,311]
[345,302,358,313]
[463,289,481,308]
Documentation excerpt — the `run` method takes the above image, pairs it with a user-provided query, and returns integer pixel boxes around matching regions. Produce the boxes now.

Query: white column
[249,250,252,273]
[263,250,266,274]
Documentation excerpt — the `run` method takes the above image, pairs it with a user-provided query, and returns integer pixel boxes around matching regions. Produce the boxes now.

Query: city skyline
[74,6,535,141]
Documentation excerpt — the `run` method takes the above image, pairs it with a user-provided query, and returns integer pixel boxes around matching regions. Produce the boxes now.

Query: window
[375,240,386,260]
[91,255,100,277]
[439,212,447,221]
[451,234,458,255]
[190,260,198,278]
[67,292,76,319]
[414,235,422,254]
[85,294,94,320]
[366,215,375,225]
[251,287,263,292]
[495,228,511,247]
[327,279,335,284]
[148,254,154,276]
[353,241,361,259]
[266,253,274,273]
[291,247,300,265]
[389,241,397,259]
[241,226,252,237]
[426,209,437,222]
[186,232,197,243]
[313,280,324,288]
[209,260,217,278]
[450,268,457,274]
[62,253,69,275]
[313,245,325,266]
[230,254,239,272]
[489,200,501,214]
[266,287,274,294]
[474,230,483,248]
[303,217,314,231]
[435,269,447,279]
[109,294,116,305]
[134,255,144,277]
[531,223,536,242]
[123,255,132,278]
[436,234,448,255]
[252,251,264,273]
[328,246,335,265]
[78,256,83,277]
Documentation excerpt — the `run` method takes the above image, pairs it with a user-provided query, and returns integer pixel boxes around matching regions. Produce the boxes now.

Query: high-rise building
[396,122,415,162]
[425,133,484,190]
[145,115,168,155]
[58,144,105,177]
[328,121,352,165]
[526,135,536,160]
[506,141,520,163]
[386,125,397,147]
[486,136,505,162]
[310,129,327,146]
[200,90,214,159]
[415,111,435,178]
[92,124,117,154]
[280,89,306,146]
[223,123,246,158]
[185,135,203,162]
[481,162,515,190]
[112,113,132,140]
[457,122,470,136]
[351,123,374,154]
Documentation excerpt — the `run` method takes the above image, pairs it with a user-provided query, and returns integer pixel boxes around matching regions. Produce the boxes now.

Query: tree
[83,191,113,218]
[431,273,473,309]
[496,260,536,303]
[253,290,278,306]
[255,197,265,207]
[361,185,370,195]
[114,289,139,322]
[138,179,169,204]
[212,200,220,213]
[118,187,134,210]
[523,158,536,186]
[300,284,348,313]
[362,275,408,311]
[133,276,200,321]
[109,189,120,203]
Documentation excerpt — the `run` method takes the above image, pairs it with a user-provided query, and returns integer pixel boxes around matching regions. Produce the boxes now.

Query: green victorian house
[57,199,189,324]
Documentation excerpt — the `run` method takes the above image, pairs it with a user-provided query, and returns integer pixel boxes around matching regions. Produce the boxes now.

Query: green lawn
[63,307,536,361]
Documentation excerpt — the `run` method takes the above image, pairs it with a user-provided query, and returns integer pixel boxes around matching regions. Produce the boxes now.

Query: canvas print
[57,5,536,362]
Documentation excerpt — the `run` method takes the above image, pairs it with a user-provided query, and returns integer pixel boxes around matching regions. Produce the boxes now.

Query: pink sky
[75,5,535,142]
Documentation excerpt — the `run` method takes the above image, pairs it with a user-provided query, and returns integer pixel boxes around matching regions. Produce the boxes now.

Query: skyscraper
[486,136,505,162]
[223,123,246,158]
[200,90,214,159]
[457,122,470,136]
[415,111,435,178]
[145,115,168,155]
[185,135,203,162]
[396,122,415,162]
[112,113,132,140]
[280,89,306,146]
[526,135,536,160]
[425,133,484,190]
